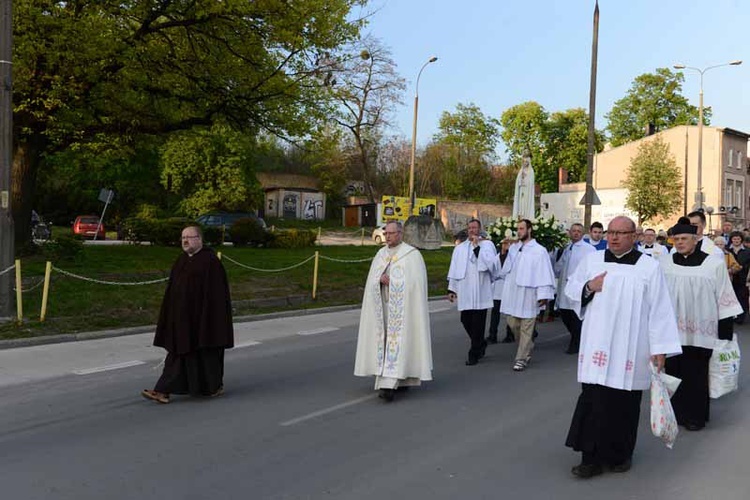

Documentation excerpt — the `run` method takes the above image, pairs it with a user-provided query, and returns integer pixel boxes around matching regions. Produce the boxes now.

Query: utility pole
[0,0,13,320]
[583,0,599,230]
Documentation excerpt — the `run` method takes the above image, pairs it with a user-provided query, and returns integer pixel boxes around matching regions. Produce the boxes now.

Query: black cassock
[664,249,733,428]
[565,249,644,467]
[153,247,234,396]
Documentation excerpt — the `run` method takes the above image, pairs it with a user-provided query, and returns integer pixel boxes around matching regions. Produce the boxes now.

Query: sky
[355,0,749,160]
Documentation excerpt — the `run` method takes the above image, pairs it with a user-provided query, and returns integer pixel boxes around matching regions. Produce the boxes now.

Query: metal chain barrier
[52,266,169,286]
[0,264,15,277]
[319,255,373,263]
[222,254,316,273]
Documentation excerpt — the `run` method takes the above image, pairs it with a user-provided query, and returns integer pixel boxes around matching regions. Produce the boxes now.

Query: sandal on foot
[141,389,170,404]
[512,360,528,372]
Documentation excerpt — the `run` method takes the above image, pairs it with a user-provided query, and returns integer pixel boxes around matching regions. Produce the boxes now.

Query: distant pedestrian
[728,231,750,323]
[640,229,668,258]
[142,226,234,404]
[447,219,499,366]
[355,221,433,402]
[583,221,607,250]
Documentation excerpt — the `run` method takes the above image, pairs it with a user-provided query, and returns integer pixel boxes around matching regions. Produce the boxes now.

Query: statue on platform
[512,149,535,220]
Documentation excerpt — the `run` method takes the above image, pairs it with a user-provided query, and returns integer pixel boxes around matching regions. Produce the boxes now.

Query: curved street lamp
[408,56,438,215]
[672,60,742,210]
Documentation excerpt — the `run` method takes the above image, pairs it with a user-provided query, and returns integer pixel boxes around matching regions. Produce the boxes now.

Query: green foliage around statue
[621,136,683,225]
[487,215,569,252]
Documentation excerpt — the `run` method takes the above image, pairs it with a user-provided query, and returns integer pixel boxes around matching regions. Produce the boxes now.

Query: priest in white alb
[447,218,499,366]
[355,221,433,403]
[554,223,596,354]
[563,216,682,479]
[498,219,556,372]
[658,218,742,431]
[669,210,724,260]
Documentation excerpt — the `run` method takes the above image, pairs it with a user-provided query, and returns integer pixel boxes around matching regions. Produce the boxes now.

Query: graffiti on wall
[303,198,324,220]
[283,194,298,218]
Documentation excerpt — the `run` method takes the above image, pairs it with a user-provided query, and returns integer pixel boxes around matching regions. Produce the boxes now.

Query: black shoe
[465,358,479,366]
[565,345,579,354]
[480,341,487,358]
[486,336,498,344]
[379,389,395,402]
[610,458,632,473]
[684,422,704,431]
[571,463,603,479]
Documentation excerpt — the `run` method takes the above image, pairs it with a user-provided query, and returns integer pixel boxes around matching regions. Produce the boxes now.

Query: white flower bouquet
[487,215,569,251]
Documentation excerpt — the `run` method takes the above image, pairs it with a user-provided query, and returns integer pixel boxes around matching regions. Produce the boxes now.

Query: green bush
[268,228,317,249]
[231,217,268,247]
[122,217,195,246]
[42,233,84,261]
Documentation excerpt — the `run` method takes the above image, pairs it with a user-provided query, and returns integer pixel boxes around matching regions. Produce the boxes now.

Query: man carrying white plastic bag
[563,217,682,479]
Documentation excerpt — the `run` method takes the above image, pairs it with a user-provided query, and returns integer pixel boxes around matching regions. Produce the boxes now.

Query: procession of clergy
[354,212,742,479]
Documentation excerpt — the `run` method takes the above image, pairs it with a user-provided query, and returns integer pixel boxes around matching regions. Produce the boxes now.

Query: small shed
[257,173,326,221]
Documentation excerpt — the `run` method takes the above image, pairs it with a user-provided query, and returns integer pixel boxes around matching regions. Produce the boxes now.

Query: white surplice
[355,243,433,384]
[447,239,498,311]
[565,251,682,390]
[499,239,556,319]
[554,240,596,310]
[658,254,743,349]
[640,242,668,258]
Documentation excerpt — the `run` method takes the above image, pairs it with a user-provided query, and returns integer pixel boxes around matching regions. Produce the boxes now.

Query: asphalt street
[0,304,748,500]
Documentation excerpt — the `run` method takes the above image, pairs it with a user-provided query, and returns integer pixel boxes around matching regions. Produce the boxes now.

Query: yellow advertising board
[381,195,437,221]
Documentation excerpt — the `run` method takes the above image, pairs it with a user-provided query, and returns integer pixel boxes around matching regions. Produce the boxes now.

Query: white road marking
[430,307,452,313]
[235,340,262,348]
[73,360,146,375]
[298,327,340,336]
[280,394,378,427]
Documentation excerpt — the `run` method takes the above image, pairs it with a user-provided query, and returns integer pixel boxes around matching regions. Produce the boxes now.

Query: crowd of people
[140,218,744,480]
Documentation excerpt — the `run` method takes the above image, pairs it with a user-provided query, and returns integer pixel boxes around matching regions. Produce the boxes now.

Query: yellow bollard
[312,251,320,299]
[40,261,52,322]
[361,227,365,246]
[14,259,22,322]
[217,251,222,260]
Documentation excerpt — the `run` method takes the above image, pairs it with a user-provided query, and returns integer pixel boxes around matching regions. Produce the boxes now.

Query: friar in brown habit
[142,225,234,404]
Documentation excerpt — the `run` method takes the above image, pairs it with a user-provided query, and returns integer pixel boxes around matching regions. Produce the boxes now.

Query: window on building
[739,151,744,170]
[729,148,734,167]
[736,181,743,211]
[726,179,735,206]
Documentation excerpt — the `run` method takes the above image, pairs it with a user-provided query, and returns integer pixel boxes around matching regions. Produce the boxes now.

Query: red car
[72,215,106,239]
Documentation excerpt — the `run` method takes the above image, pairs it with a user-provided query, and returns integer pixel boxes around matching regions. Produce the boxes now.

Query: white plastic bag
[709,335,741,399]
[650,363,680,449]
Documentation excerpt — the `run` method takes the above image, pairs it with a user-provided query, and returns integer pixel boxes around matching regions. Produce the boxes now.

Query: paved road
[0,306,747,500]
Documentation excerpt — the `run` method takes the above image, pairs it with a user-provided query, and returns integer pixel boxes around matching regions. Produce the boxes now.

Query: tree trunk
[11,140,41,246]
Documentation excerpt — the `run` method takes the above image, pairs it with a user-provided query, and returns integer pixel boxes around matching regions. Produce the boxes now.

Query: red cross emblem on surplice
[625,360,634,371]
[592,351,608,367]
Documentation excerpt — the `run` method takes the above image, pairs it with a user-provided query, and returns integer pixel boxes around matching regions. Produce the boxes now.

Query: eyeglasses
[182,235,201,240]
[608,230,635,238]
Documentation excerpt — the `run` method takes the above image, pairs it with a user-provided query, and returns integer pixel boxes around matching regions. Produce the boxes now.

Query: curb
[0,297,448,351]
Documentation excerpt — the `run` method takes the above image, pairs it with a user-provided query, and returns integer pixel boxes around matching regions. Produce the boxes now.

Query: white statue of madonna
[512,150,536,220]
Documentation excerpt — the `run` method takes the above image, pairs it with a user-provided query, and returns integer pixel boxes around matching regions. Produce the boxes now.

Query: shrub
[42,233,84,261]
[268,229,317,249]
[231,217,268,247]
[201,225,223,246]
[122,217,196,246]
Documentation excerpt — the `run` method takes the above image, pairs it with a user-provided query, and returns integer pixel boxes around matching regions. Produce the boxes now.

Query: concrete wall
[437,201,512,234]
[266,189,326,220]
[540,188,640,230]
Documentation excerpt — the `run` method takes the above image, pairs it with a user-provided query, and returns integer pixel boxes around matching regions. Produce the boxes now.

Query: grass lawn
[0,244,453,340]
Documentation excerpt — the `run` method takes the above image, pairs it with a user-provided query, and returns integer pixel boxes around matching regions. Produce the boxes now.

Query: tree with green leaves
[545,108,604,184]
[606,68,709,147]
[12,0,364,242]
[622,136,683,225]
[160,125,264,216]
[434,103,501,167]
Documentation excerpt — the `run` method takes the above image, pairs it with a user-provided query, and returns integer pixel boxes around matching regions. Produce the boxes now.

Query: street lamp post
[408,56,437,215]
[673,60,742,210]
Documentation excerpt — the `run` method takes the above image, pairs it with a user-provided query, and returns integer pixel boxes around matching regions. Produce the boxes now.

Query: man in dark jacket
[142,225,234,404]
[728,231,750,324]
